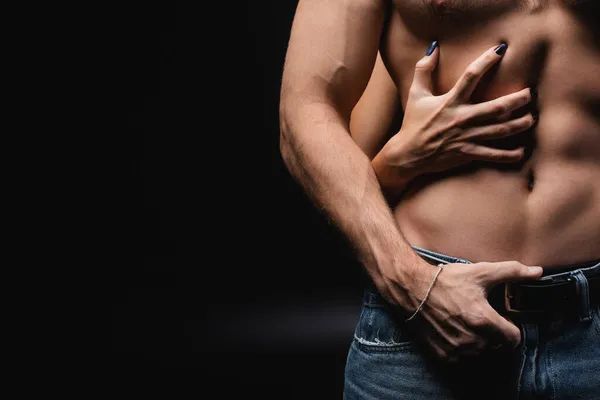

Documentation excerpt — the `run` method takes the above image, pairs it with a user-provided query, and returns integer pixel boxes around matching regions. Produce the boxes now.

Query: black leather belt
[417,252,600,315]
[503,275,600,314]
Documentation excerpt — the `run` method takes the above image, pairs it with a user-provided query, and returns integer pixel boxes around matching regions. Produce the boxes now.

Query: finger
[451,43,507,100]
[458,144,526,163]
[464,88,534,123]
[411,41,440,96]
[419,318,457,361]
[476,304,522,348]
[461,113,536,142]
[476,261,543,288]
[424,334,453,361]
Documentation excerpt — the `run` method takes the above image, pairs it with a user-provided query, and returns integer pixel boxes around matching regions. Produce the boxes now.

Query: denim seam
[517,327,527,399]
[547,339,557,400]
[355,305,367,340]
[517,350,526,399]
[532,344,539,396]
[352,334,414,352]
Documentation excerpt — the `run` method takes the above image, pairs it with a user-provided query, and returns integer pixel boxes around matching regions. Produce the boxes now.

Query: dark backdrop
[111,1,368,396]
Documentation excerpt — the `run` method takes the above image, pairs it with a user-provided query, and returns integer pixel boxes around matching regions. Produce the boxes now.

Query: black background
[111,1,368,396]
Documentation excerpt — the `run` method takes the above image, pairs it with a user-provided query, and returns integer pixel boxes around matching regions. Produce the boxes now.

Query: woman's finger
[451,43,507,101]
[463,88,533,123]
[459,143,526,163]
[461,113,535,141]
[411,41,440,96]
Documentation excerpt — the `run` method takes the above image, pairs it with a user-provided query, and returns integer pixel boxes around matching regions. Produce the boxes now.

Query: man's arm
[280,3,544,361]
[350,52,403,160]
[279,0,431,309]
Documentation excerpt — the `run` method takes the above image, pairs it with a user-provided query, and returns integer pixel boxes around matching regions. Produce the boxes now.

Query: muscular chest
[391,0,519,28]
[381,0,600,113]
[390,0,597,33]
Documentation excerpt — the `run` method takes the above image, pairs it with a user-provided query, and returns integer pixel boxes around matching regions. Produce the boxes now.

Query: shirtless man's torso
[357,0,600,268]
[280,1,600,397]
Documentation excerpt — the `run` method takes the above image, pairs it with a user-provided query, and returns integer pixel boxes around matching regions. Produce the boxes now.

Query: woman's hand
[372,42,536,199]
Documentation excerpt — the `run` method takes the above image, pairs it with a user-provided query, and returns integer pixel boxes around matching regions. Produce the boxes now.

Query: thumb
[411,40,439,95]
[478,261,543,288]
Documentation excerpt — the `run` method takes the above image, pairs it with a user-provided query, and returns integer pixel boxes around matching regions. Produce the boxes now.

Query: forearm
[348,52,416,202]
[280,99,427,305]
[371,147,419,204]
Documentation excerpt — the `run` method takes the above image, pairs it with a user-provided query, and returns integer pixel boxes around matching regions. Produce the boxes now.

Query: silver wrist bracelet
[405,263,445,322]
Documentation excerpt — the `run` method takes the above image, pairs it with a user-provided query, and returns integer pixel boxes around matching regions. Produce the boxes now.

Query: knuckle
[459,142,475,153]
[508,263,525,276]
[415,58,430,70]
[451,113,469,127]
[467,315,488,329]
[447,142,463,152]
[498,111,512,121]
[508,120,523,132]
[492,103,507,116]
[495,124,510,136]
[486,150,504,161]
[463,69,478,83]
[456,108,474,123]
[408,85,421,97]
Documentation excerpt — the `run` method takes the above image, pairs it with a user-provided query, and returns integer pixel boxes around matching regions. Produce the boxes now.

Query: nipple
[433,0,453,13]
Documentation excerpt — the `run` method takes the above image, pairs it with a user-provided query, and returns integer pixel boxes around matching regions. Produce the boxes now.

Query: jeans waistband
[363,246,600,320]
[411,246,600,283]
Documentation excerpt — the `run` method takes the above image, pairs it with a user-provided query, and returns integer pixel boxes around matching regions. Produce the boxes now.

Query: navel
[527,168,535,191]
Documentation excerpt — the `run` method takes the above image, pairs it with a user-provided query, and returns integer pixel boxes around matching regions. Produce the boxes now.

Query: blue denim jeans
[344,246,600,400]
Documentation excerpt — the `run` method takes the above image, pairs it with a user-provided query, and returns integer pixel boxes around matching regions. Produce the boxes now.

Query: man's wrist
[372,251,440,312]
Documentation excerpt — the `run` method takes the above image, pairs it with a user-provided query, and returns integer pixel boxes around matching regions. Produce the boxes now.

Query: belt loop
[570,270,592,323]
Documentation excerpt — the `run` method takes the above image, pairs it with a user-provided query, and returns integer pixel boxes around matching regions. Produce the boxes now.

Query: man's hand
[405,260,543,362]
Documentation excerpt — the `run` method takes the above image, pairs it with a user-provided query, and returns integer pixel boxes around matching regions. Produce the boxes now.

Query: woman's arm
[350,52,403,160]
[353,43,536,204]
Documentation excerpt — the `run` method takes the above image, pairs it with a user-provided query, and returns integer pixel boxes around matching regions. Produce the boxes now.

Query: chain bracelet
[405,263,445,322]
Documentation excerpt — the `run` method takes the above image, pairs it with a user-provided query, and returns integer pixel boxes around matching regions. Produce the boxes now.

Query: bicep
[280,0,387,120]
[349,52,403,159]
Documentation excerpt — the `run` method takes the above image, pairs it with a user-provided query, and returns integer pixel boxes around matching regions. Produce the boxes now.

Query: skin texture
[366,45,537,203]
[353,0,600,267]
[279,0,597,361]
[350,52,404,160]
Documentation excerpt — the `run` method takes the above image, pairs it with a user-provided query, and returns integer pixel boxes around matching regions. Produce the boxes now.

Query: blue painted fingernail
[426,41,438,56]
[494,43,507,55]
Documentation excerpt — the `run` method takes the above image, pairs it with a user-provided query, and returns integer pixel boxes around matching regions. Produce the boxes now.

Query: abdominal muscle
[379,4,600,268]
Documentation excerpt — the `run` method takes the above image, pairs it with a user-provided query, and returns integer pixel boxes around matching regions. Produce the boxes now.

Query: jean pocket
[353,292,415,353]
